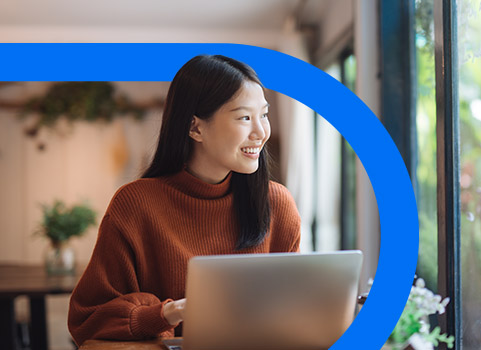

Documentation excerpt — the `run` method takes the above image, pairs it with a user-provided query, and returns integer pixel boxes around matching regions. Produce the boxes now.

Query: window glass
[319,57,357,252]
[341,54,357,250]
[315,63,343,251]
[325,63,341,81]
[415,0,438,292]
[458,0,481,347]
[343,54,356,92]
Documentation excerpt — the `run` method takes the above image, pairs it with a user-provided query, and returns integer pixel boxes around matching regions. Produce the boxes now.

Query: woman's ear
[189,116,203,143]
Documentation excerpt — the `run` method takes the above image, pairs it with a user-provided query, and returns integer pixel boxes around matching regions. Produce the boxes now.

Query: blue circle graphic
[0,43,419,349]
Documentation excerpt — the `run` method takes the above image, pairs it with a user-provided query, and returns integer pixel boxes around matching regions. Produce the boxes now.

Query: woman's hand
[163,298,186,326]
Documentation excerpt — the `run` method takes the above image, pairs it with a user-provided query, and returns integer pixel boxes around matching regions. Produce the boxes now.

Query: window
[320,51,357,252]
[412,0,481,348]
[415,0,438,294]
[458,0,481,348]
[381,0,481,347]
[340,52,357,250]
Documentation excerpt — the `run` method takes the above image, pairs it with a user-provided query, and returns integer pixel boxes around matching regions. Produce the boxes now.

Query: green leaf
[36,200,97,243]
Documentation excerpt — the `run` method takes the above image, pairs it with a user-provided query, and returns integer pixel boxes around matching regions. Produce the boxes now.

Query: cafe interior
[0,0,480,349]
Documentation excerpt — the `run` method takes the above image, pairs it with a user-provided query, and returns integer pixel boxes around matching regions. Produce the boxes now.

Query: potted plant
[378,277,455,350]
[36,200,96,275]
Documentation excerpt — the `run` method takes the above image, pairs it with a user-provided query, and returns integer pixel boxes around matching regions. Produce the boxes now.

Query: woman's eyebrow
[229,103,270,112]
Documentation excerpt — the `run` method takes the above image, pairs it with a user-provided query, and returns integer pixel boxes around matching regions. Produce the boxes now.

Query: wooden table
[0,264,83,350]
[80,338,180,350]
[79,338,329,350]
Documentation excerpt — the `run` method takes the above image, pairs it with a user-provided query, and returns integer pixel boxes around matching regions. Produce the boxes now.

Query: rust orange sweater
[68,169,301,346]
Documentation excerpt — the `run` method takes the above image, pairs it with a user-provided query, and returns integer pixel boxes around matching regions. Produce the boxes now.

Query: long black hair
[142,55,271,250]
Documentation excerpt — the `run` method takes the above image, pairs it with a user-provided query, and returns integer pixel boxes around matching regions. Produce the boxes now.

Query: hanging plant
[12,81,164,150]
[20,81,146,129]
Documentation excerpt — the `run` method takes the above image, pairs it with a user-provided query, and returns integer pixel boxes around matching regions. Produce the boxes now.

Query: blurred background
[0,0,480,349]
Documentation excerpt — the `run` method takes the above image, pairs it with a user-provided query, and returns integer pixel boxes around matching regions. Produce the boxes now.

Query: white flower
[438,297,450,314]
[419,319,430,334]
[415,278,426,288]
[409,333,434,350]
[442,297,450,307]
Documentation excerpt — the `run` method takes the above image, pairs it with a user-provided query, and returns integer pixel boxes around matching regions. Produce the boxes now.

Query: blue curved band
[0,43,419,349]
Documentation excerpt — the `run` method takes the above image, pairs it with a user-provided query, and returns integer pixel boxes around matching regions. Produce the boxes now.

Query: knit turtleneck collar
[165,169,232,199]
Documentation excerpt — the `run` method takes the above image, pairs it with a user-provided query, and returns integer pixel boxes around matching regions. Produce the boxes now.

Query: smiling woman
[67,54,301,346]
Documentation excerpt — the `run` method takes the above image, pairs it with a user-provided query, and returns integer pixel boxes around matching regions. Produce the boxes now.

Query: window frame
[433,0,462,348]
[381,0,462,348]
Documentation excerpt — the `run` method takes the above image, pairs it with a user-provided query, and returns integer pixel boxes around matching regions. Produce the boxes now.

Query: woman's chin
[234,165,260,175]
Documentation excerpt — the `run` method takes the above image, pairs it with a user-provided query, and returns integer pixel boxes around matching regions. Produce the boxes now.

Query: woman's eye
[262,113,269,119]
[239,116,250,120]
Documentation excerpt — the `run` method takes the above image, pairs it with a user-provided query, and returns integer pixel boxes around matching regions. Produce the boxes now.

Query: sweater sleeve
[68,214,175,346]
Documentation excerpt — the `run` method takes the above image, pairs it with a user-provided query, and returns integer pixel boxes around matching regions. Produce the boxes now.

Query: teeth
[242,147,260,154]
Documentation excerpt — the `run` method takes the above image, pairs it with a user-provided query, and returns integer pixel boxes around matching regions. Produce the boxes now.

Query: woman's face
[187,80,271,184]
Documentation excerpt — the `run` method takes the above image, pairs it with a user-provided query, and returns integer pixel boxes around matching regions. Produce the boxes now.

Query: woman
[68,54,301,346]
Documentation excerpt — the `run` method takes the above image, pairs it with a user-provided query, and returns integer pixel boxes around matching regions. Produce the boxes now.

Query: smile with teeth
[241,147,261,154]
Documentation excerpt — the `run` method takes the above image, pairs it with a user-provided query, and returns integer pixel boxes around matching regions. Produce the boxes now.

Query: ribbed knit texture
[68,169,301,346]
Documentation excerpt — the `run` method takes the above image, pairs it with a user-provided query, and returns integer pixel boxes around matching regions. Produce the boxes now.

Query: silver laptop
[163,251,363,350]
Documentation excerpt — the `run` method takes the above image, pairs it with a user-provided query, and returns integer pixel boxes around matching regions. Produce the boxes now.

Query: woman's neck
[184,161,230,185]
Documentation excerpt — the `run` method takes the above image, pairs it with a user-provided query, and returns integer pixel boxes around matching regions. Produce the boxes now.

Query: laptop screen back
[182,251,363,350]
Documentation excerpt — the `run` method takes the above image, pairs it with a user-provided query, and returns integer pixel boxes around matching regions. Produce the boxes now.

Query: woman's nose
[249,119,267,140]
